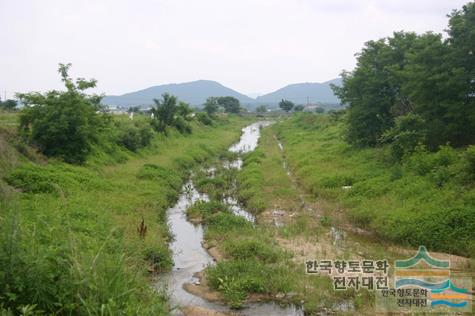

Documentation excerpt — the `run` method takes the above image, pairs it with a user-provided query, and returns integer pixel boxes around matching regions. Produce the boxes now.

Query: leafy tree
[279,99,294,112]
[315,107,325,114]
[203,97,219,115]
[381,113,427,160]
[0,99,18,110]
[151,93,177,133]
[151,93,191,134]
[256,105,267,113]
[334,2,475,149]
[333,32,418,146]
[17,63,105,163]
[294,105,304,112]
[217,96,241,113]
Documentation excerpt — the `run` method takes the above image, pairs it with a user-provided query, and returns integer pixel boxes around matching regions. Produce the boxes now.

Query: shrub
[116,120,154,152]
[463,145,475,182]
[196,112,214,126]
[187,200,228,221]
[151,93,193,134]
[174,116,192,134]
[381,113,426,160]
[222,238,284,263]
[17,64,106,164]
[143,245,172,272]
[320,174,354,188]
[207,260,291,308]
[4,164,106,194]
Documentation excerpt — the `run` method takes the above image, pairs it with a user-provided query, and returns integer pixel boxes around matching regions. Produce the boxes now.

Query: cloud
[0,0,469,96]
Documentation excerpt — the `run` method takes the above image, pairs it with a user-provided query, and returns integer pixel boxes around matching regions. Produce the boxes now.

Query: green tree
[17,63,105,164]
[333,32,420,146]
[381,113,427,160]
[279,99,294,112]
[0,99,18,110]
[151,93,191,134]
[255,105,267,113]
[203,97,219,115]
[217,96,241,113]
[294,105,304,112]
[151,93,178,133]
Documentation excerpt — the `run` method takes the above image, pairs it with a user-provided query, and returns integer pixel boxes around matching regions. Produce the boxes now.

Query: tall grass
[0,113,250,315]
[275,113,475,257]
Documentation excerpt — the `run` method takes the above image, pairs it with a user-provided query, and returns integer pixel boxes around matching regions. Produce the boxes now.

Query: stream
[157,122,304,316]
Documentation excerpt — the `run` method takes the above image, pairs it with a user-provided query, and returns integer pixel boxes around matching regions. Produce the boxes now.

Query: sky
[0,0,470,98]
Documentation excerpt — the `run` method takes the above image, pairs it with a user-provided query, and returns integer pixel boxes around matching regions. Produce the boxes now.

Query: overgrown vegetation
[203,96,242,114]
[0,104,248,315]
[151,93,193,134]
[275,113,475,257]
[333,2,475,153]
[187,201,352,311]
[17,63,107,164]
[16,64,228,165]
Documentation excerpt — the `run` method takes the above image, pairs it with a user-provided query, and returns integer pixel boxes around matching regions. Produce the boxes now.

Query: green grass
[0,113,250,315]
[237,127,300,214]
[187,199,355,313]
[275,113,475,257]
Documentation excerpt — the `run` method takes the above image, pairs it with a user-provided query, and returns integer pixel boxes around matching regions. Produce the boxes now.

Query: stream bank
[157,122,304,316]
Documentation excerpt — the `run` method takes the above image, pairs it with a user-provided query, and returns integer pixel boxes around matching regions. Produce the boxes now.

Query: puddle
[223,196,256,222]
[157,122,304,315]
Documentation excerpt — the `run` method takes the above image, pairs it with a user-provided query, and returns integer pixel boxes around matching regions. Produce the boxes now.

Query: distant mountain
[256,78,342,105]
[102,80,254,107]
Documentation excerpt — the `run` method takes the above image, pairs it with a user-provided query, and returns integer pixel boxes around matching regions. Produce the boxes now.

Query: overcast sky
[0,0,469,98]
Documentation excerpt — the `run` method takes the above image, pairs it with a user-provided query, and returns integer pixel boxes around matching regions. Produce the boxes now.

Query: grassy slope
[230,116,470,314]
[237,127,301,214]
[188,128,361,314]
[0,113,249,315]
[274,113,475,257]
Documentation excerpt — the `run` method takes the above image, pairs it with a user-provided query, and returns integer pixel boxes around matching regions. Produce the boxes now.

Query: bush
[187,200,228,221]
[207,260,291,308]
[116,120,154,152]
[196,112,214,126]
[380,207,475,255]
[222,238,284,263]
[18,64,106,164]
[143,245,172,272]
[4,164,107,194]
[378,113,426,160]
[174,116,192,134]
[463,145,475,181]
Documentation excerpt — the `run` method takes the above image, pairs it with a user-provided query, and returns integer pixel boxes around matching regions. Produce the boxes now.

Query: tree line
[16,64,244,164]
[333,2,475,159]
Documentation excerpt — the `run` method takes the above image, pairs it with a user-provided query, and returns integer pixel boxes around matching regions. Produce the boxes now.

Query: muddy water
[157,122,304,316]
[159,182,231,314]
